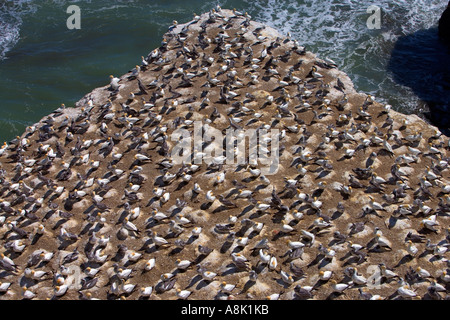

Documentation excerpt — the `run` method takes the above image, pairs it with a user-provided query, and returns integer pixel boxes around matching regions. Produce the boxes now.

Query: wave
[0,0,37,60]
[243,0,443,61]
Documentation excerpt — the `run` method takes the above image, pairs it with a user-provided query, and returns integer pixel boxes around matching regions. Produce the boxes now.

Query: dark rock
[439,1,450,42]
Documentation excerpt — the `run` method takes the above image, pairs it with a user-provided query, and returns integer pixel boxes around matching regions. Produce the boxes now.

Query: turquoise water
[0,0,448,142]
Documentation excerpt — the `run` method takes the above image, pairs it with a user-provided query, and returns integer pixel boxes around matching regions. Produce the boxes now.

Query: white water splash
[0,0,37,60]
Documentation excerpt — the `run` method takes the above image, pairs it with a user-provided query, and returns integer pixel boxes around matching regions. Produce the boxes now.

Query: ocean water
[0,0,448,143]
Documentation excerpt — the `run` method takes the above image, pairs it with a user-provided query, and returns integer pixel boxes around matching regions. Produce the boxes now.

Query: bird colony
[0,8,449,300]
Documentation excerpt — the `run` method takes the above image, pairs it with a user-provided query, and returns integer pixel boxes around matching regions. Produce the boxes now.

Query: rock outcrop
[0,8,448,300]
[439,1,450,42]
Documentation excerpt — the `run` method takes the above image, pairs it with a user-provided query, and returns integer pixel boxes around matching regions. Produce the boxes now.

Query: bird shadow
[312,279,328,290]
[342,255,365,267]
[168,247,184,256]
[274,278,293,289]
[200,202,213,210]
[314,170,331,180]
[248,210,267,220]
[418,227,439,236]
[185,275,202,289]
[331,210,344,220]
[254,184,269,192]
[307,254,324,268]
[186,235,199,245]
[0,271,12,279]
[318,258,333,269]
[387,27,450,136]
[212,206,231,214]
[79,222,94,236]
[175,181,189,191]
[195,279,212,291]
[429,255,445,263]
[326,292,346,300]
[57,240,76,251]
[393,254,413,268]
[239,280,256,294]
[237,205,255,218]
[386,216,398,229]
[220,241,234,254]
[192,253,210,266]
[30,233,43,245]
[242,176,258,183]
